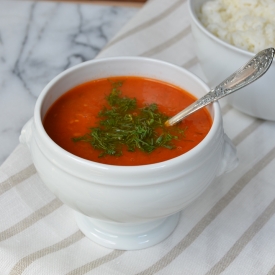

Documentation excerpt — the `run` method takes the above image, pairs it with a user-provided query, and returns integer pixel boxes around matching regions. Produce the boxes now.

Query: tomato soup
[43,77,212,165]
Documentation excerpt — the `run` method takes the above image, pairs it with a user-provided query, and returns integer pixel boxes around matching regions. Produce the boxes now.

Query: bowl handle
[19,118,34,150]
[216,134,238,177]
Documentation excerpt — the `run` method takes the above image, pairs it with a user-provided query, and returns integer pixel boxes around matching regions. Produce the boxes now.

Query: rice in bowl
[199,0,275,53]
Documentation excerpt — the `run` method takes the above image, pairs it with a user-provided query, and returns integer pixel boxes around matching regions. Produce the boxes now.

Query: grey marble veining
[0,1,138,165]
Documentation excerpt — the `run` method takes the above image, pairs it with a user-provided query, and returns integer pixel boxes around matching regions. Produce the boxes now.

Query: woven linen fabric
[1,0,275,274]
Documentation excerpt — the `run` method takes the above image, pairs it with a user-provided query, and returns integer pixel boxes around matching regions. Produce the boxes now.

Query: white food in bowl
[188,0,275,121]
[199,0,275,53]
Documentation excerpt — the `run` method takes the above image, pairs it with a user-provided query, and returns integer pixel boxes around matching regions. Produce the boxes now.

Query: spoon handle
[166,47,275,127]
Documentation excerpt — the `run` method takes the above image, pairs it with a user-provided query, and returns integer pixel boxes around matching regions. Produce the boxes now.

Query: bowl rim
[187,0,256,58]
[34,56,222,173]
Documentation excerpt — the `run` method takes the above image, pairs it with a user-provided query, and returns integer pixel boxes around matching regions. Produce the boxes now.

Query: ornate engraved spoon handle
[166,47,275,126]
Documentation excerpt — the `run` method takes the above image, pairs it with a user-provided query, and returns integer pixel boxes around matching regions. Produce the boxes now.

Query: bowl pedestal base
[74,211,180,250]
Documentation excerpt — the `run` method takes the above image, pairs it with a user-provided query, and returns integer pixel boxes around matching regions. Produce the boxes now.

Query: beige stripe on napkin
[9,231,84,275]
[66,250,125,275]
[97,0,194,67]
[140,26,191,57]
[0,164,36,196]
[268,265,275,275]
[103,0,185,50]
[0,198,63,242]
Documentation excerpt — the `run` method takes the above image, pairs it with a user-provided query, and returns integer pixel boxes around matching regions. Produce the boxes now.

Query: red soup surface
[43,76,212,165]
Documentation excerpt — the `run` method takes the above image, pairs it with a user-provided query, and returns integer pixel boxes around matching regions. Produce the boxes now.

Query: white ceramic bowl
[188,0,275,121]
[20,57,238,250]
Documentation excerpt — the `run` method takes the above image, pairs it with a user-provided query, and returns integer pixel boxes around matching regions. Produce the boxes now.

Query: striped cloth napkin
[1,0,275,274]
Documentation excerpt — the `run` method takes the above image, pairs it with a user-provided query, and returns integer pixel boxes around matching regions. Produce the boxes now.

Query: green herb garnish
[72,81,186,157]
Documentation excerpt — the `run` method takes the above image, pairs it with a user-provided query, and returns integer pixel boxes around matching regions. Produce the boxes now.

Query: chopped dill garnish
[72,81,186,157]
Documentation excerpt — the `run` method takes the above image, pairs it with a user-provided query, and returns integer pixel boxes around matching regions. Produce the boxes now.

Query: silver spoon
[165,47,275,127]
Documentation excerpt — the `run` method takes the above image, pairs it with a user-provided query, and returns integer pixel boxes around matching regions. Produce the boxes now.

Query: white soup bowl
[20,57,238,250]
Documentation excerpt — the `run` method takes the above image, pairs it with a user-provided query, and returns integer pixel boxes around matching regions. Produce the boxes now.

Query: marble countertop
[0,1,138,165]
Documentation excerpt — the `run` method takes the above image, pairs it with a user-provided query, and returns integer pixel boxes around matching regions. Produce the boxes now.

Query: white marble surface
[0,1,138,165]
